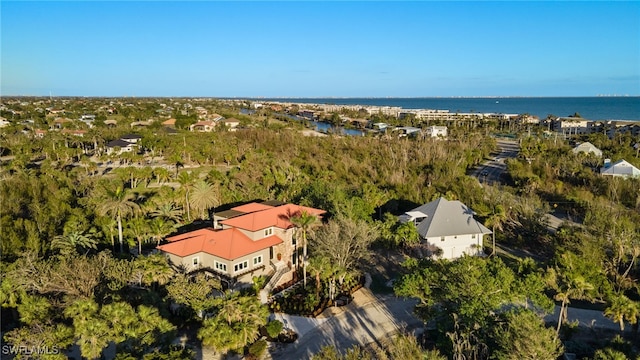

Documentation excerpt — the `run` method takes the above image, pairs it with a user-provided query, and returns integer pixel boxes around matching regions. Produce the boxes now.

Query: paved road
[472,139,519,185]
[546,305,627,333]
[471,140,584,234]
[267,289,420,360]
[263,288,626,360]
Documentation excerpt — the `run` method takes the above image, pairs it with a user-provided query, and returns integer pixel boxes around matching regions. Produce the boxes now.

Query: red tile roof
[231,203,274,213]
[221,204,325,231]
[159,227,282,260]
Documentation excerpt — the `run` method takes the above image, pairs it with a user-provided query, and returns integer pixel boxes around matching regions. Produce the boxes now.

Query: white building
[600,159,640,178]
[572,142,603,157]
[424,126,448,138]
[399,197,491,260]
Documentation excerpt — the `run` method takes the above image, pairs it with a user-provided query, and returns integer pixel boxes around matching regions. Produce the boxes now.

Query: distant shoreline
[250,97,640,122]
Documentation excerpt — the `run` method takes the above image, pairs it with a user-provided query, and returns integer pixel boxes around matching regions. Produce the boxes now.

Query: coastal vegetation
[1,97,639,359]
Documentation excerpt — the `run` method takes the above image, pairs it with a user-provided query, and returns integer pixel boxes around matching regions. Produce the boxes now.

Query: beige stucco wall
[162,226,302,289]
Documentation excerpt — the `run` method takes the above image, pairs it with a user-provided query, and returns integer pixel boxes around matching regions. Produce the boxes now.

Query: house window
[440,236,445,242]
[192,257,200,266]
[264,227,273,237]
[253,255,263,266]
[215,261,227,272]
[234,261,248,272]
[292,253,297,265]
[472,234,476,239]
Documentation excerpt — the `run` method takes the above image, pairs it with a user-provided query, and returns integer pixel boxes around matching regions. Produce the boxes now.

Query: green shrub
[265,320,283,339]
[248,339,267,358]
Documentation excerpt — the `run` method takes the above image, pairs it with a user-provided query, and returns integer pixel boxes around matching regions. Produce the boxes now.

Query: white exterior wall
[425,126,448,138]
[426,233,482,260]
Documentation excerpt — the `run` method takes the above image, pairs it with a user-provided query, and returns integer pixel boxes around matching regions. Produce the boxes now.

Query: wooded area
[1,97,639,359]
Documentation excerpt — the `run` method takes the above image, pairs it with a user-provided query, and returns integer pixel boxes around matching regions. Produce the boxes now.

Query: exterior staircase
[259,261,288,304]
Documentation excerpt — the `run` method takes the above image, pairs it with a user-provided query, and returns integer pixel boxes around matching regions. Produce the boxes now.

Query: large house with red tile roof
[158,201,325,290]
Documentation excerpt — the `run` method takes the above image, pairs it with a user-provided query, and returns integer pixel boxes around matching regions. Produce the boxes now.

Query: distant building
[104,119,118,127]
[222,118,240,131]
[424,126,448,138]
[120,134,142,144]
[52,118,72,129]
[189,120,216,132]
[80,114,96,127]
[162,118,176,128]
[106,134,142,155]
[61,129,87,137]
[600,159,640,178]
[34,129,47,138]
[369,122,388,132]
[299,110,317,120]
[552,117,591,136]
[106,139,135,155]
[393,126,421,138]
[572,142,602,157]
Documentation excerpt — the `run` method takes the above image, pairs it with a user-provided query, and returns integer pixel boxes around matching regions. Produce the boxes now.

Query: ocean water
[257,97,640,121]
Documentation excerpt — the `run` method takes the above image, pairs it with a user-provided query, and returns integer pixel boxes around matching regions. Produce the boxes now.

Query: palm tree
[189,180,219,221]
[51,230,98,256]
[176,171,198,221]
[307,256,332,297]
[95,216,116,251]
[148,217,175,246]
[546,253,596,336]
[126,217,150,256]
[97,186,140,253]
[290,210,320,288]
[485,204,507,257]
[199,294,268,354]
[134,253,174,288]
[153,167,171,185]
[604,292,639,332]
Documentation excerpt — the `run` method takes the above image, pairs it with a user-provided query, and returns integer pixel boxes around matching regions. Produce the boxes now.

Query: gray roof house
[399,197,491,260]
[600,159,640,178]
[106,139,135,155]
[572,142,602,157]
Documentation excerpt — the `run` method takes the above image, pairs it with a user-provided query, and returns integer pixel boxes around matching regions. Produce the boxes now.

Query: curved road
[263,288,626,360]
[267,289,420,360]
[471,139,519,185]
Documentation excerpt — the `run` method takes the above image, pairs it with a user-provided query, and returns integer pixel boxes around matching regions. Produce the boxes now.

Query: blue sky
[2,1,639,97]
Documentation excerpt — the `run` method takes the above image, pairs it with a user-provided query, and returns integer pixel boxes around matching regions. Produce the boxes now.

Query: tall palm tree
[126,217,150,256]
[153,167,171,185]
[97,186,140,253]
[546,253,596,336]
[485,204,507,257]
[177,171,198,221]
[189,180,219,221]
[290,210,320,288]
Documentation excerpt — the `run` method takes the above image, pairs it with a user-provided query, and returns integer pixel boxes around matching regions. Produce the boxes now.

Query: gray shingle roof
[106,139,132,148]
[403,197,491,238]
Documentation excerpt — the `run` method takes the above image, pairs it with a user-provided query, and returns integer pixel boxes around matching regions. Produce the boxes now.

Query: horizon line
[2,95,639,99]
